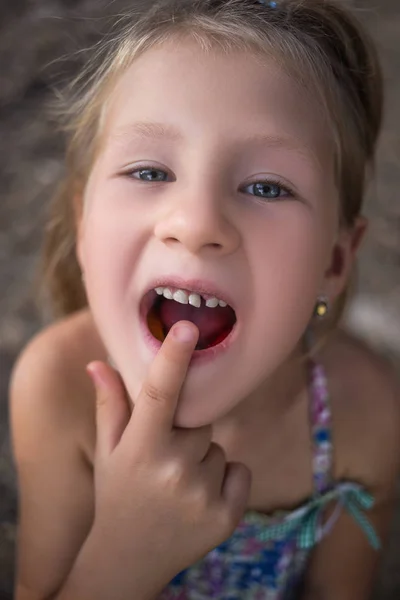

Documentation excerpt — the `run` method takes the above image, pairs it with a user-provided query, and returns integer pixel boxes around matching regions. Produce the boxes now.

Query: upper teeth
[154,286,228,308]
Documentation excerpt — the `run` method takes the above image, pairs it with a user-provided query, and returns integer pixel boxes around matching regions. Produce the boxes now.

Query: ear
[322,216,368,301]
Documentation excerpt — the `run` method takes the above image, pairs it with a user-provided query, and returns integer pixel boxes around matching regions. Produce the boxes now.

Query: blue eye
[243,180,291,200]
[131,168,169,182]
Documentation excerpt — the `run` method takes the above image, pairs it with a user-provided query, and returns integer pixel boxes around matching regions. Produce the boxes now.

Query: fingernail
[173,323,196,343]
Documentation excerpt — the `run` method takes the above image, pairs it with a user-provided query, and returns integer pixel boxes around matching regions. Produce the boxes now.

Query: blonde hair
[35,0,383,331]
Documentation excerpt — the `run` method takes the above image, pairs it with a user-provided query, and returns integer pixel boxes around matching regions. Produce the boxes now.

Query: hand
[85,321,251,598]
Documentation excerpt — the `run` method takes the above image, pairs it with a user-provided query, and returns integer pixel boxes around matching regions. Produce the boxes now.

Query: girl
[9,0,400,599]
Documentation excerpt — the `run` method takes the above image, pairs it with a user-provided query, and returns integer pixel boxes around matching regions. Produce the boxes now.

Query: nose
[154,188,241,256]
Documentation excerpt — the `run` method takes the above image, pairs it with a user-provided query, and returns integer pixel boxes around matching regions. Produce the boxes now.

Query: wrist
[57,527,160,600]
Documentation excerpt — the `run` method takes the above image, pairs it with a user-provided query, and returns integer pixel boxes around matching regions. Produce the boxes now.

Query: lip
[138,275,240,365]
[139,311,239,365]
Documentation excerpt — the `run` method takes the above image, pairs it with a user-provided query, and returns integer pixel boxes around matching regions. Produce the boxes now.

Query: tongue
[159,300,234,348]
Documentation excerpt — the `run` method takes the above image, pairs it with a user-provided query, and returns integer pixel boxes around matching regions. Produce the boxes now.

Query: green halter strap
[246,483,380,551]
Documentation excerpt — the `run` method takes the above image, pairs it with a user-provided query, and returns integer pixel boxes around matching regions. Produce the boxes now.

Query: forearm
[54,529,161,600]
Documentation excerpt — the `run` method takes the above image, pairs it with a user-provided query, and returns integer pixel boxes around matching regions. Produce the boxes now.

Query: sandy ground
[0,1,399,598]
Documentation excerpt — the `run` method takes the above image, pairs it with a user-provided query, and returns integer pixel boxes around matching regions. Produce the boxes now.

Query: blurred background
[0,0,399,598]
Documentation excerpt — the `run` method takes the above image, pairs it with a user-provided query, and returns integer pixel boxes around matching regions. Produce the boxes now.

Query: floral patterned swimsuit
[158,358,380,600]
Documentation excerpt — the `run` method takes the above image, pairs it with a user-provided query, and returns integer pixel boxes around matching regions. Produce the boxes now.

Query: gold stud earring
[314,296,329,319]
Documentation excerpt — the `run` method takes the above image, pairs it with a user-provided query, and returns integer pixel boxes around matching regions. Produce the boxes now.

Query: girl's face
[78,39,339,427]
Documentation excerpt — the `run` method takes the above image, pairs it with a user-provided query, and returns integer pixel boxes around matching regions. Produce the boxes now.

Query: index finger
[132,321,199,438]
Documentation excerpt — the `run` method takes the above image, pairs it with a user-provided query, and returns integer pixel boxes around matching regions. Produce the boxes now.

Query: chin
[173,398,220,428]
[171,377,243,428]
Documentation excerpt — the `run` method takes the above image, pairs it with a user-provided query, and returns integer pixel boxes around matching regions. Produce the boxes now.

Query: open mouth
[142,287,237,352]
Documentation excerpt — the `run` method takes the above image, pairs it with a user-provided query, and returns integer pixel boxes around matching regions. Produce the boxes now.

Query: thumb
[86,361,131,461]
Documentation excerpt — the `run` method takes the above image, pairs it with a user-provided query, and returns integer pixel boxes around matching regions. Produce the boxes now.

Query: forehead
[101,39,333,163]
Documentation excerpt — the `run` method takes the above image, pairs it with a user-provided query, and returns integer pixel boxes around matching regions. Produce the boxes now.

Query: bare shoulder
[9,309,107,597]
[320,328,400,494]
[10,307,104,464]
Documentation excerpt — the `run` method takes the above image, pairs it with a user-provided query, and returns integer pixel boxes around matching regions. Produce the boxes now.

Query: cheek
[236,213,330,376]
[250,209,330,309]
[79,221,135,325]
[80,191,145,272]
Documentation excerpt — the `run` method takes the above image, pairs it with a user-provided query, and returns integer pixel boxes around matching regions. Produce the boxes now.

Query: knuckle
[162,457,188,487]
[189,484,211,513]
[142,381,170,407]
[96,392,108,410]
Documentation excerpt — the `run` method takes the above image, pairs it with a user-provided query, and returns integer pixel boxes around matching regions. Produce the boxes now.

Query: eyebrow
[110,122,184,143]
[108,121,320,167]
